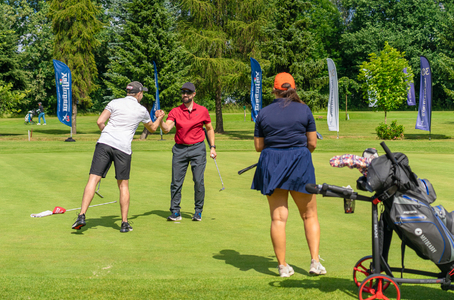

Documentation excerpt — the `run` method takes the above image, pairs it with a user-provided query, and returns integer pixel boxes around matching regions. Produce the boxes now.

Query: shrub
[375,120,404,140]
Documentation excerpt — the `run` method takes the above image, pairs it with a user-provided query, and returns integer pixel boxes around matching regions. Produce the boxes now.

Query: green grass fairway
[1,111,454,299]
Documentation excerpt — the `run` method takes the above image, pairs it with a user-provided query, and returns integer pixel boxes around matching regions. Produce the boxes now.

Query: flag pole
[65,127,75,142]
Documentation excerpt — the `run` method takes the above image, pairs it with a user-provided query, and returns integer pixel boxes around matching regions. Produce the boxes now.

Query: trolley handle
[380,141,398,165]
[306,183,372,201]
[306,183,353,197]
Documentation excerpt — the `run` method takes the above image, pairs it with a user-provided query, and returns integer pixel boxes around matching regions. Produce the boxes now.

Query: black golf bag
[362,151,454,274]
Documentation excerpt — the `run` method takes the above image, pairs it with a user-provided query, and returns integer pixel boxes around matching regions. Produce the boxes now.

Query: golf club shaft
[238,163,257,175]
[66,201,117,212]
[213,158,225,189]
[203,128,224,189]
[95,180,104,198]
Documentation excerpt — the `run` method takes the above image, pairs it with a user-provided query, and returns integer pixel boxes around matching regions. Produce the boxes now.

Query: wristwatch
[210,145,216,149]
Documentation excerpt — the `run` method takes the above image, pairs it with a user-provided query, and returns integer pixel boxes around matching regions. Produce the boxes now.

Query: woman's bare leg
[267,188,290,265]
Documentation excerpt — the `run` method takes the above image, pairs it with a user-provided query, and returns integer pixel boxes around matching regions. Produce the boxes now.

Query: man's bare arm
[97,110,111,131]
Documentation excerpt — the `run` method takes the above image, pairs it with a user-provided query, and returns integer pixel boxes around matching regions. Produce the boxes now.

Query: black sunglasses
[181,90,193,95]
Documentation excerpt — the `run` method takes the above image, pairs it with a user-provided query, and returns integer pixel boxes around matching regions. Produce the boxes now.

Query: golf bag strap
[378,185,399,201]
[401,241,406,278]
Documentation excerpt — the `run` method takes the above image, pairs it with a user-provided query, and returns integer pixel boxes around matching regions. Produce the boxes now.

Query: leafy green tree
[21,1,56,112]
[339,0,454,109]
[174,0,267,133]
[260,0,328,110]
[0,81,28,115]
[307,0,344,61]
[436,9,454,105]
[358,42,413,124]
[338,76,358,119]
[49,0,103,133]
[0,3,28,92]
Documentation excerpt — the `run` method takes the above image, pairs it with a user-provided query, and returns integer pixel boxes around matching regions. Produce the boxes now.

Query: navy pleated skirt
[251,147,316,196]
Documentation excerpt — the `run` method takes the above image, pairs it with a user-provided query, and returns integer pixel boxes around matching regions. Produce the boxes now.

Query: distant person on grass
[37,102,46,125]
[157,82,216,222]
[72,81,164,233]
[251,72,326,277]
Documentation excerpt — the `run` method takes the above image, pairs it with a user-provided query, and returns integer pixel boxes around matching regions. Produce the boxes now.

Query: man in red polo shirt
[158,82,216,221]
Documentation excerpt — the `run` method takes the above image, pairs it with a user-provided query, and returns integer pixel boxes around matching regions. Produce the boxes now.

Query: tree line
[1,0,454,133]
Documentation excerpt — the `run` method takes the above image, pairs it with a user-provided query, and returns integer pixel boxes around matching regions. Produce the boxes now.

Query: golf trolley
[24,109,39,125]
[306,142,454,300]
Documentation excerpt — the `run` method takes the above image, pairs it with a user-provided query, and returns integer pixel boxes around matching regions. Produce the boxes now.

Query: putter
[238,163,258,175]
[95,180,104,198]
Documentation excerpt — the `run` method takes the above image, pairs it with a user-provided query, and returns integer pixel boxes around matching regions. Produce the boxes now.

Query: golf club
[65,201,117,212]
[211,154,225,191]
[203,128,225,191]
[238,163,258,175]
[95,180,103,198]
[30,201,117,217]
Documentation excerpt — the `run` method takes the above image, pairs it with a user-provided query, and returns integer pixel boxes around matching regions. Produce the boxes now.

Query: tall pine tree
[49,0,102,133]
[174,0,267,133]
[260,0,328,110]
[104,0,189,139]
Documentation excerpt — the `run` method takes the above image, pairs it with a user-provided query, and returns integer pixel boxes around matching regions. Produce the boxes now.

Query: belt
[179,142,203,147]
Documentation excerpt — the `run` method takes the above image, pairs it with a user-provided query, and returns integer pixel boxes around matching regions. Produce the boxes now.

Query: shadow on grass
[0,133,22,136]
[223,131,254,140]
[71,214,121,234]
[404,134,451,139]
[269,277,357,298]
[213,249,308,276]
[270,276,454,299]
[131,209,194,220]
[71,210,191,234]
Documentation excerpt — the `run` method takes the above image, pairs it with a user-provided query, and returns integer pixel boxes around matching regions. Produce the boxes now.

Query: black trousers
[170,142,206,214]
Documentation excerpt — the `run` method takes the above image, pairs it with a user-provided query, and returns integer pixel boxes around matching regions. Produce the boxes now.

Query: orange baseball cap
[274,72,295,90]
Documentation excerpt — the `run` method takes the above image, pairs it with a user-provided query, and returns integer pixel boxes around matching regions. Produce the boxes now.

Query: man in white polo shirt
[72,81,164,232]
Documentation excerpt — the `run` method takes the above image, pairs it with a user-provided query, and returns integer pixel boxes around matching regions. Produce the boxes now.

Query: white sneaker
[37,123,41,125]
[43,123,47,125]
[278,264,294,277]
[309,259,326,275]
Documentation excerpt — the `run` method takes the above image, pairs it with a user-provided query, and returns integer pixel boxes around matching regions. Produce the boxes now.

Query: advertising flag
[250,58,262,122]
[327,58,339,132]
[150,61,160,122]
[404,68,416,106]
[415,56,432,131]
[53,60,72,127]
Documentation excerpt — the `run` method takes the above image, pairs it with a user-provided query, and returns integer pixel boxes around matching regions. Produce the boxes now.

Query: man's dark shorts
[89,143,131,180]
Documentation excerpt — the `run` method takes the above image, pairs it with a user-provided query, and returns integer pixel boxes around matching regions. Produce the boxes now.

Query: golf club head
[219,187,225,192]
[95,191,104,198]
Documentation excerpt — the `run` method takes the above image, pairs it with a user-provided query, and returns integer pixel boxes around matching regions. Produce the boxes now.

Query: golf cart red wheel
[353,256,390,291]
[358,274,400,300]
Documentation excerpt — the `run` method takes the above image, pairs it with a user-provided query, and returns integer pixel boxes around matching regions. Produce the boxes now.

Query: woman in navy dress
[252,72,326,277]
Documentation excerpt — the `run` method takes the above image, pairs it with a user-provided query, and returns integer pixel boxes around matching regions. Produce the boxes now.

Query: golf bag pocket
[390,193,454,265]
[434,205,454,235]
[417,179,437,204]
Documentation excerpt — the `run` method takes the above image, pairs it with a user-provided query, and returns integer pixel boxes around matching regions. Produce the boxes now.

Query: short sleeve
[141,107,152,124]
[306,108,316,132]
[105,101,114,113]
[254,113,264,137]
[202,107,211,124]
[167,108,177,122]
